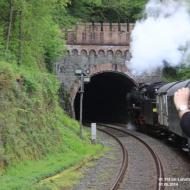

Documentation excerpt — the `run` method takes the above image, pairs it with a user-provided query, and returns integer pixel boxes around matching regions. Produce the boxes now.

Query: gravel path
[72,128,123,190]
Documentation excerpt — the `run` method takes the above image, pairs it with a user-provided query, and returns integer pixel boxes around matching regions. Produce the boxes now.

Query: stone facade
[57,23,133,100]
[57,23,133,90]
[56,22,162,116]
[66,22,134,46]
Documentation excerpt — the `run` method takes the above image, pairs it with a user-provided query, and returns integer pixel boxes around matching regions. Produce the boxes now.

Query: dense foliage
[0,0,71,71]
[0,2,103,190]
[67,0,148,23]
[162,64,190,82]
[0,0,149,69]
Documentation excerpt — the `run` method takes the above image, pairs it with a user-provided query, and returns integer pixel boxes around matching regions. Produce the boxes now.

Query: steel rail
[98,123,165,190]
[97,127,128,190]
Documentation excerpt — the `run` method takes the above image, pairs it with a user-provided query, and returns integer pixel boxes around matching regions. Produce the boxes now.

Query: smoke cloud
[129,0,190,74]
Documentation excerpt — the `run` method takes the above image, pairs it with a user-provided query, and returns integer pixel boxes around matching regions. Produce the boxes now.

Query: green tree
[0,0,69,70]
[0,0,149,70]
[66,0,148,23]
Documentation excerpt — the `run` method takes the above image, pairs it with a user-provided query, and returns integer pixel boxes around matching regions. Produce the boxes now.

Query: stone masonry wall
[57,23,133,92]
[66,23,135,46]
[56,22,162,116]
[56,45,131,91]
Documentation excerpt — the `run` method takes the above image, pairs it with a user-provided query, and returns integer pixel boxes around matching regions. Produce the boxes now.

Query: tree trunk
[6,0,14,51]
[18,10,23,65]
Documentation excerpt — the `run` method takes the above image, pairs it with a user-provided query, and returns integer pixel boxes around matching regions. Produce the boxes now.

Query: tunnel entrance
[74,72,137,123]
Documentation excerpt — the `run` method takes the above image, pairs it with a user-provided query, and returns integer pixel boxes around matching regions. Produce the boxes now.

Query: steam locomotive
[128,79,190,152]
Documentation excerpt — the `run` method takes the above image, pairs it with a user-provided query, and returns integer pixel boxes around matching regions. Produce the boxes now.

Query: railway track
[97,123,165,190]
[97,127,128,190]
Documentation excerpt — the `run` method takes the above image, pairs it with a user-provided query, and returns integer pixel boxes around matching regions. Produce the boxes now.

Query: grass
[36,156,94,190]
[35,146,106,190]
[0,145,103,190]
[0,61,104,190]
[0,119,103,190]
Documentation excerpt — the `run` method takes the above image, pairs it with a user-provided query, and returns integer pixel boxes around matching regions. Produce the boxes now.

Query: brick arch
[89,49,97,55]
[107,49,114,55]
[72,49,78,56]
[81,49,88,56]
[107,50,114,62]
[124,50,129,55]
[115,50,123,57]
[98,49,105,56]
[69,63,136,118]
[124,50,131,60]
[89,49,96,65]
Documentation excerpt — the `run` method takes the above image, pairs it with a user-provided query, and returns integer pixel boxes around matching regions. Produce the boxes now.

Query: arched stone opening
[72,49,78,56]
[98,50,105,57]
[124,50,131,61]
[89,49,96,65]
[115,50,123,57]
[81,49,88,56]
[74,71,137,123]
[107,50,114,63]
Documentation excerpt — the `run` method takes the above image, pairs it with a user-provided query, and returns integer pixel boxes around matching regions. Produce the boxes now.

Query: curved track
[97,127,128,190]
[98,123,165,190]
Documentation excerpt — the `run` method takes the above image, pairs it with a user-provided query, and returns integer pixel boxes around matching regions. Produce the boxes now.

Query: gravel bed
[72,128,123,190]
[73,125,190,190]
[118,125,190,190]
[103,127,157,190]
[119,136,157,190]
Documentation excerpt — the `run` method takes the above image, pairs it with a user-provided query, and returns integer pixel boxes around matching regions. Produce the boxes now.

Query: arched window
[98,50,105,57]
[80,49,88,65]
[115,50,122,58]
[107,50,114,63]
[81,49,88,56]
[124,50,131,60]
[89,49,96,65]
[72,49,78,56]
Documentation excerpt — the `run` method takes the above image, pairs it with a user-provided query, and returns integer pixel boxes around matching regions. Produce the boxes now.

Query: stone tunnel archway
[56,22,162,121]
[72,68,137,124]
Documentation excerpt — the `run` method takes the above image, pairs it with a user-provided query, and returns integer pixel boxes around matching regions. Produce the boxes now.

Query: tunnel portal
[74,72,137,124]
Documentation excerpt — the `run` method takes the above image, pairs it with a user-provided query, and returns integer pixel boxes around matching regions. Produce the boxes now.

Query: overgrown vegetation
[0,1,106,189]
[0,0,149,67]
[0,61,102,189]
[162,65,190,82]
[66,0,148,23]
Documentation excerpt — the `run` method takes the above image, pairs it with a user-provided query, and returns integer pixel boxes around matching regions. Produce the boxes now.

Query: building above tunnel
[63,22,132,66]
[56,22,162,117]
[65,22,134,46]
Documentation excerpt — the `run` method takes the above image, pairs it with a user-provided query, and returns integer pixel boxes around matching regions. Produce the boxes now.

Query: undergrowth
[0,61,102,190]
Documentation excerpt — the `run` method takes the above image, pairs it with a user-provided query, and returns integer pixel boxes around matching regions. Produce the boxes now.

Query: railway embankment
[0,61,102,190]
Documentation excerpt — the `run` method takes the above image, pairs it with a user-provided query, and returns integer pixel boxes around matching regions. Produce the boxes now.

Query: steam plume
[129,0,190,74]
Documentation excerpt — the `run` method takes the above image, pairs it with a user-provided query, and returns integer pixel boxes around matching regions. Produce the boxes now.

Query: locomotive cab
[141,82,165,126]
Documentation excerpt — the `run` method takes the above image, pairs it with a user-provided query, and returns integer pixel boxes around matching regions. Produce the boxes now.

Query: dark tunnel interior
[74,72,136,124]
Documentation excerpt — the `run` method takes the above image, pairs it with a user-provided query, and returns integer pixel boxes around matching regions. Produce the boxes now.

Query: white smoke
[129,0,190,74]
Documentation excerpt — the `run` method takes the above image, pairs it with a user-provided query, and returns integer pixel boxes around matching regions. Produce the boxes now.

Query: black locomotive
[128,79,190,152]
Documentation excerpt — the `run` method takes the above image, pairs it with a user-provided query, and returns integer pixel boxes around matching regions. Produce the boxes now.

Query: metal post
[79,73,84,139]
